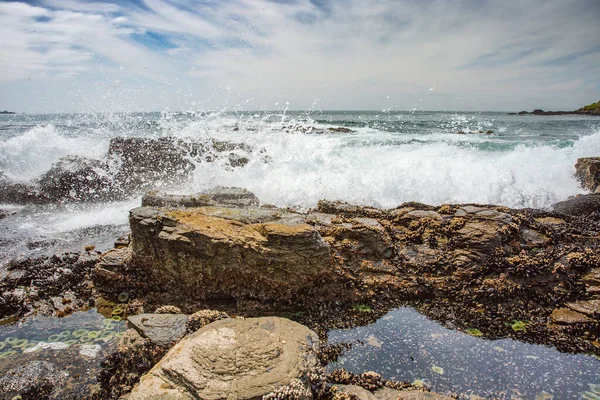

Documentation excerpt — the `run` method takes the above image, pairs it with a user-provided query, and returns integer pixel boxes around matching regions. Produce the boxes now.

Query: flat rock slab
[129,317,319,400]
[565,300,600,318]
[550,308,592,324]
[127,314,188,347]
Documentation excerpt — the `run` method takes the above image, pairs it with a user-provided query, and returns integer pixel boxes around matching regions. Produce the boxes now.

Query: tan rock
[550,308,592,324]
[575,157,600,192]
[128,204,333,301]
[565,300,600,318]
[129,317,319,400]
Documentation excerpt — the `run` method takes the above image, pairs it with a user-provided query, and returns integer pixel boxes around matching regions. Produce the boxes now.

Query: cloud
[0,0,599,112]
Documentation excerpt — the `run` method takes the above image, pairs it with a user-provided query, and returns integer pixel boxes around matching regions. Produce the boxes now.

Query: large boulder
[36,155,112,202]
[127,190,333,302]
[575,157,600,192]
[129,317,319,400]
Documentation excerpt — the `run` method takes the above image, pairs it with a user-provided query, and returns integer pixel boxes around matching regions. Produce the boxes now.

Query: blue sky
[1,0,599,112]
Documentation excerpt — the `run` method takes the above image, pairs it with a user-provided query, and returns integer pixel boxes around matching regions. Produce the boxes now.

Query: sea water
[1,110,599,262]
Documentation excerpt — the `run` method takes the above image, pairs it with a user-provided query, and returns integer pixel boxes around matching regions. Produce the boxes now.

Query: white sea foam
[0,124,108,181]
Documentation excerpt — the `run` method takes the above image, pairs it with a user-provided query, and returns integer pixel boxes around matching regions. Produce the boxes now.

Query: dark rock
[0,171,41,204]
[107,137,196,193]
[0,361,66,399]
[553,194,600,215]
[328,127,354,133]
[532,109,545,114]
[127,313,188,347]
[141,186,259,208]
[37,155,112,202]
[575,157,600,192]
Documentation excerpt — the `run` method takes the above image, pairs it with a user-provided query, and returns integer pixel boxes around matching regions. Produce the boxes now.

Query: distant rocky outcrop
[515,101,600,116]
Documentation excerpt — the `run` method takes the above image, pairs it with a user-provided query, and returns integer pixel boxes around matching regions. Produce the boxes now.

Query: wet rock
[0,171,41,203]
[565,300,600,318]
[127,313,188,347]
[0,252,98,318]
[37,155,112,202]
[141,186,260,208]
[127,203,333,302]
[107,137,196,193]
[0,361,66,399]
[575,157,600,192]
[129,317,319,400]
[96,329,168,400]
[92,247,134,294]
[550,308,592,324]
[553,194,600,215]
[334,384,378,400]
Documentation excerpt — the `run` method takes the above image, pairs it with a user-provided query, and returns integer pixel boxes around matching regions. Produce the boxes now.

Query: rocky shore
[511,101,600,116]
[1,158,600,399]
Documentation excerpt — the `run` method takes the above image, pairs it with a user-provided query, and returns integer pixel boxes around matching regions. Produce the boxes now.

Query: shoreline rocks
[575,157,600,192]
[128,317,320,399]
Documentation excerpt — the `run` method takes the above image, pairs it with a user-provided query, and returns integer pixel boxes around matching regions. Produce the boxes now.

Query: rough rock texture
[126,197,335,302]
[575,157,600,192]
[107,137,196,193]
[0,252,98,319]
[129,317,319,400]
[37,155,112,202]
[553,194,600,216]
[141,187,259,208]
[127,313,188,347]
[0,361,67,399]
[95,329,168,400]
[0,171,41,203]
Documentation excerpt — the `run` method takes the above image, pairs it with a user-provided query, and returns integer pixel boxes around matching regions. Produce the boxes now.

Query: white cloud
[0,0,599,112]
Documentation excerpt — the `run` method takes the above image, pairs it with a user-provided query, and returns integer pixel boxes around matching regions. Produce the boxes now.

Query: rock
[129,317,319,400]
[335,384,378,400]
[186,309,229,333]
[127,203,333,302]
[92,247,134,294]
[96,328,168,400]
[575,157,600,192]
[141,187,260,208]
[0,361,66,398]
[583,268,600,285]
[107,137,196,193]
[127,313,188,347]
[550,308,592,324]
[0,171,41,203]
[553,194,600,215]
[36,155,112,202]
[565,300,600,318]
[375,389,453,400]
[328,127,354,133]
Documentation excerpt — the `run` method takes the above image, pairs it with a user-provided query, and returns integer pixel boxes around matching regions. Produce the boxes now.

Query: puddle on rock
[0,308,126,398]
[327,307,600,399]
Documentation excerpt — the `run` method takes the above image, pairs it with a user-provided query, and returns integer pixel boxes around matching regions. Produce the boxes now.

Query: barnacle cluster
[262,379,311,400]
[567,249,600,270]
[328,369,382,391]
[154,305,182,314]
[186,309,229,333]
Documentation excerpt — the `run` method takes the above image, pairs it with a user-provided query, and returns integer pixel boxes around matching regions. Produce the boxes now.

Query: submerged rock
[575,157,600,192]
[0,361,67,399]
[129,317,319,400]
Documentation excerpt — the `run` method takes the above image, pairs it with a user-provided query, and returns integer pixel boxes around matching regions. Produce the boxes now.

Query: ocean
[1,110,599,263]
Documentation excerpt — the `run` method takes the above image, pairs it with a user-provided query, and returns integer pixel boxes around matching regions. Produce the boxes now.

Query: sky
[0,0,599,113]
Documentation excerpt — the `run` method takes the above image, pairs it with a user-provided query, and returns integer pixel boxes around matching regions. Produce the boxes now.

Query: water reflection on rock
[327,307,600,399]
[0,308,125,398]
